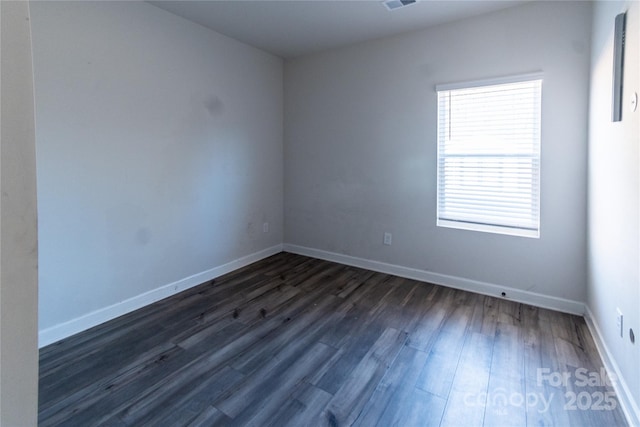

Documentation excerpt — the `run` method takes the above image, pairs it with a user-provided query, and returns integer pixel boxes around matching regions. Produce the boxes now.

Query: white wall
[588,1,640,423]
[0,1,39,424]
[30,1,283,339]
[284,1,591,304]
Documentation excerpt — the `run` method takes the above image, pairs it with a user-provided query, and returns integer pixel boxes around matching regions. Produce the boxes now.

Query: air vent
[383,0,417,11]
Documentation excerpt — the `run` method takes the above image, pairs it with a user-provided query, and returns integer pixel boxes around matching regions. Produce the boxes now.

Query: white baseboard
[283,243,585,315]
[585,306,640,427]
[38,244,283,348]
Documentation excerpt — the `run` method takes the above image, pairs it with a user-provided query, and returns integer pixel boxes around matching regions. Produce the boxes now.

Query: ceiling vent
[383,0,417,11]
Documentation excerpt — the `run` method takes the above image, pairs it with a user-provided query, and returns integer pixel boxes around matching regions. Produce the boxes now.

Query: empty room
[1,0,639,425]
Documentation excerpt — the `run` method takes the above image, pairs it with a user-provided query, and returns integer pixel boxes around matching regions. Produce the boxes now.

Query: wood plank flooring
[39,253,628,426]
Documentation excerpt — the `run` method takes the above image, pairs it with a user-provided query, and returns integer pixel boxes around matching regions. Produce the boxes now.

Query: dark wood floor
[39,253,628,426]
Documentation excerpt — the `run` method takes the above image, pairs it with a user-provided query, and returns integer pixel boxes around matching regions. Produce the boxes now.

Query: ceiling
[149,0,527,59]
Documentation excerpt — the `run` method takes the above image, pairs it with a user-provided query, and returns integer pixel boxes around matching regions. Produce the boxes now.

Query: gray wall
[30,1,283,333]
[0,1,39,424]
[588,0,639,420]
[284,1,592,302]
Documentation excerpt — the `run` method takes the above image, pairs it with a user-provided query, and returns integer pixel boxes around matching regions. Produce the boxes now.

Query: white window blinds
[436,76,542,238]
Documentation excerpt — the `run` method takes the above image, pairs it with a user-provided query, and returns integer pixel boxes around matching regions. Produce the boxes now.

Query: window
[436,74,542,238]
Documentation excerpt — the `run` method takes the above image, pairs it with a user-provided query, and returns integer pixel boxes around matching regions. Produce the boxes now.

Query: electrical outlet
[383,232,392,246]
[263,222,269,233]
[616,308,623,338]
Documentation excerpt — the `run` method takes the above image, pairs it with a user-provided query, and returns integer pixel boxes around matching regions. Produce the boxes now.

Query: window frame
[435,73,543,239]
